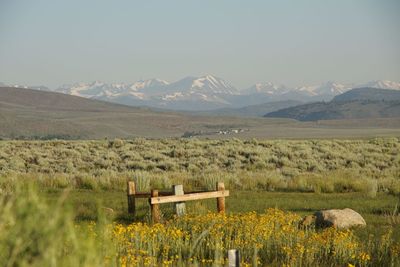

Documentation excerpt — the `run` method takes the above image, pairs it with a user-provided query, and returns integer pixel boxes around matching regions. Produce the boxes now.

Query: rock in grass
[314,208,366,229]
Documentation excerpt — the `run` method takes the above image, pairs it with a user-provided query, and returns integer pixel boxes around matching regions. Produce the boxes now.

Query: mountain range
[2,76,400,111]
[2,86,400,140]
[264,88,400,121]
[186,100,303,117]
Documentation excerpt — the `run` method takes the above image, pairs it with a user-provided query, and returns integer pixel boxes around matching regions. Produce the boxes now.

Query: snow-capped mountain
[313,81,351,95]
[243,81,351,97]
[159,75,237,99]
[57,81,118,97]
[56,79,169,100]
[158,75,238,95]
[3,77,400,111]
[147,75,239,109]
[188,75,238,94]
[293,81,352,97]
[53,75,239,110]
[240,81,353,103]
[133,78,169,90]
[243,82,289,95]
[356,80,400,90]
[240,80,399,103]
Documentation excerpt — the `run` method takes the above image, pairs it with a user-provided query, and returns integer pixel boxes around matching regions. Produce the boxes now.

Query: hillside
[187,100,303,117]
[2,87,400,139]
[332,87,400,102]
[0,87,207,139]
[0,87,296,139]
[265,88,400,121]
[53,78,400,110]
[6,78,399,111]
[0,86,138,111]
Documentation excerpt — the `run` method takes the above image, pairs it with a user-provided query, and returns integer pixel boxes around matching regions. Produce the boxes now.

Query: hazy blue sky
[0,0,399,89]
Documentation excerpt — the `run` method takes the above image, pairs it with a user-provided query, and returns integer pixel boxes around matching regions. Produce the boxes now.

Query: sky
[0,0,399,89]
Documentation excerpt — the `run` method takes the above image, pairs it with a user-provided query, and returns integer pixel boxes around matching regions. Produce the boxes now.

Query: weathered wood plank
[133,190,209,198]
[150,190,229,204]
[133,192,174,198]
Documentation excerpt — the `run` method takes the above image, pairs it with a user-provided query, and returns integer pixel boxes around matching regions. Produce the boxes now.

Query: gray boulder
[314,208,366,229]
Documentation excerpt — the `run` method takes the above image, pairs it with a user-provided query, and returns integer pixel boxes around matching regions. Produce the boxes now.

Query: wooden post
[151,189,161,223]
[173,184,186,216]
[216,182,225,213]
[127,181,136,215]
[228,249,240,267]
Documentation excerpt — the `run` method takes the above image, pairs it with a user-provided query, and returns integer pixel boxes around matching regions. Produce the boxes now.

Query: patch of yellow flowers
[106,209,398,266]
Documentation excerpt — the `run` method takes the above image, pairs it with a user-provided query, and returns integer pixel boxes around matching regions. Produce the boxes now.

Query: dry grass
[0,138,399,194]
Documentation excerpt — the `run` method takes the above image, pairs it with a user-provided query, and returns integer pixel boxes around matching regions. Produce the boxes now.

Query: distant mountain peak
[5,78,400,111]
[133,78,170,90]
[293,81,352,97]
[313,81,351,95]
[92,80,105,86]
[356,80,400,90]
[243,82,287,95]
[189,75,237,94]
[245,81,351,97]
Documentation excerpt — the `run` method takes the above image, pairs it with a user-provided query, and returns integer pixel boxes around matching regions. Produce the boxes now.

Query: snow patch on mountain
[162,92,184,101]
[3,78,400,111]
[309,81,352,96]
[56,79,170,100]
[244,81,352,97]
[243,82,289,95]
[356,80,400,90]
[133,79,169,90]
[187,75,239,94]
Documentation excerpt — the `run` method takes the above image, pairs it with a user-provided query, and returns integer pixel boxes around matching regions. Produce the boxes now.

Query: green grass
[1,138,400,265]
[3,184,399,266]
[42,188,400,242]
[1,138,400,195]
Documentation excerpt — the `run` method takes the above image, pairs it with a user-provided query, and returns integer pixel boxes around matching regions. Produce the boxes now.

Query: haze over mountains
[2,86,400,140]
[0,86,235,139]
[2,76,400,111]
[265,88,400,121]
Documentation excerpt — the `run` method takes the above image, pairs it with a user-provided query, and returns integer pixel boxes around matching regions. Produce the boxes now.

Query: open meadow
[0,138,400,266]
[2,1,400,266]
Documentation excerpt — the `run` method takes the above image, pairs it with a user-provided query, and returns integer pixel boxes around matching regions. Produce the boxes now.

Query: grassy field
[1,185,399,266]
[1,138,400,266]
[43,189,400,240]
[1,138,399,194]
